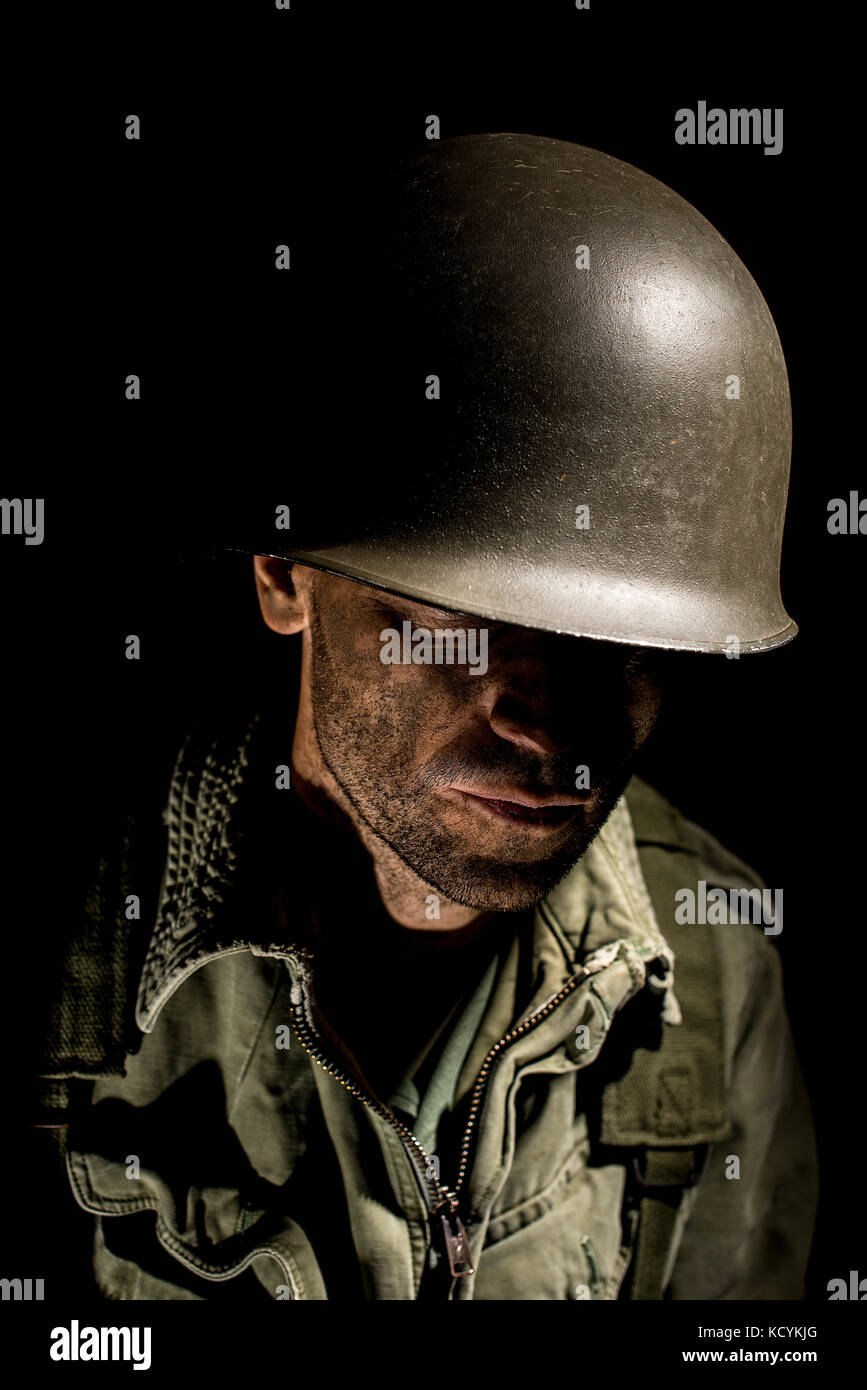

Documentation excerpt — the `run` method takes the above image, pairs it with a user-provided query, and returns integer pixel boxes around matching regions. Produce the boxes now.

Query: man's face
[296,570,664,913]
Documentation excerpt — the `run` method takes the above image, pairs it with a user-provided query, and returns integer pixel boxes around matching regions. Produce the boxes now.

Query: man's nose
[486,690,574,755]
[478,630,635,755]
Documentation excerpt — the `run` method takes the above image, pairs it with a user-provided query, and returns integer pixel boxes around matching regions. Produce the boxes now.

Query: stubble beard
[306,622,635,912]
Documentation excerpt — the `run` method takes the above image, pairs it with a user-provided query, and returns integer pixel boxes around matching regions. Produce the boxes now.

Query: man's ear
[252,555,309,635]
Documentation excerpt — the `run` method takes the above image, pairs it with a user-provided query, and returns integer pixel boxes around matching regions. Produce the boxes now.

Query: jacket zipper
[287,945,591,1279]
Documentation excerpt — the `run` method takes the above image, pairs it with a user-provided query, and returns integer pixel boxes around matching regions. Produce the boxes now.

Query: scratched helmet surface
[233,131,796,653]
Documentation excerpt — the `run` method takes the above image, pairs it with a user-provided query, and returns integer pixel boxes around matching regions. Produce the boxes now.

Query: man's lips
[443,784,590,828]
[454,784,590,809]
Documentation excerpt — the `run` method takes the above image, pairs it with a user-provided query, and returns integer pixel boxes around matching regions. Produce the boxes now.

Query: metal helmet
[234,132,796,653]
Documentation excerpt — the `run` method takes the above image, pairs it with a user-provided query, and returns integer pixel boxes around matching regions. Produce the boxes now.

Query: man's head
[238,133,795,924]
[254,558,663,916]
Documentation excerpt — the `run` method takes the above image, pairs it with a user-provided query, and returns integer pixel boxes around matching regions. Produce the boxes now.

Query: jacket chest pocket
[474,1155,638,1300]
[470,1072,639,1301]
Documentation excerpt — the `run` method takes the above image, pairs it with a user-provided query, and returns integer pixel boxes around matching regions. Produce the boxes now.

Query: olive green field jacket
[35,712,818,1300]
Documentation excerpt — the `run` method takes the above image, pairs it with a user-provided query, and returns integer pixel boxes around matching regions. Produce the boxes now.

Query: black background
[4,0,863,1325]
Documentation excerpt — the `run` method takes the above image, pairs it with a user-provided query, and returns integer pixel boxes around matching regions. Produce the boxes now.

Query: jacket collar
[136,710,679,1034]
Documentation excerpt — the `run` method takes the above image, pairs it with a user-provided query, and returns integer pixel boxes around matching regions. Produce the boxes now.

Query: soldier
[35,133,818,1300]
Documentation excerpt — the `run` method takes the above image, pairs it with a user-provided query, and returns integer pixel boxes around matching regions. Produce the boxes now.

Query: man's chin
[394,798,626,913]
[406,842,590,914]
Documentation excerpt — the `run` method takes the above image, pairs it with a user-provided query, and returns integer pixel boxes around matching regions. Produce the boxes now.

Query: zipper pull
[439,1207,475,1277]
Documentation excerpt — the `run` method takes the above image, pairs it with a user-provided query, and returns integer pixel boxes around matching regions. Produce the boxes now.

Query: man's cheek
[328,628,398,690]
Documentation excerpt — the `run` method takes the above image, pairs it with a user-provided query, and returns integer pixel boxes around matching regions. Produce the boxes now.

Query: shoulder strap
[622,1144,710,1299]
